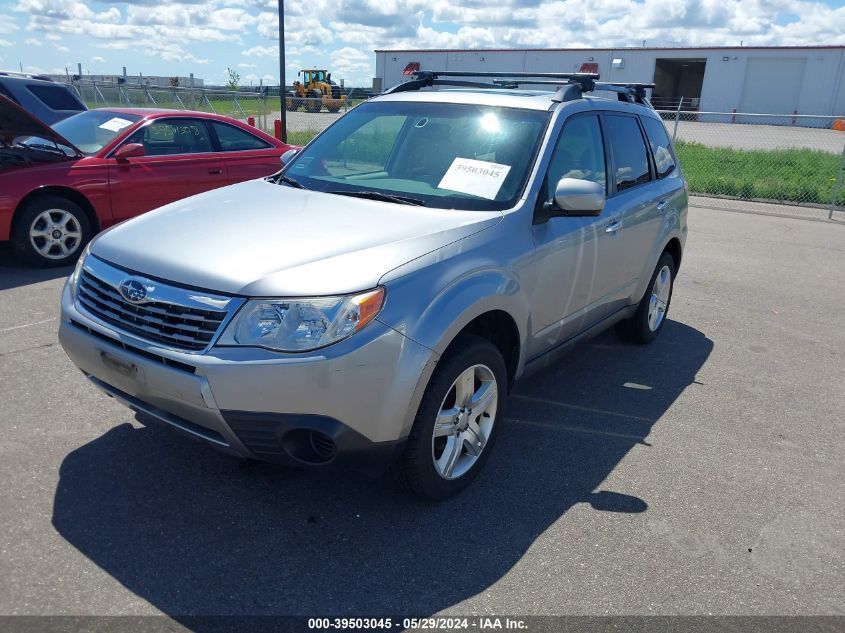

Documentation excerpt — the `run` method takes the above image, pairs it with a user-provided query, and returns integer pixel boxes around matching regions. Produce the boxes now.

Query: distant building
[374,45,845,115]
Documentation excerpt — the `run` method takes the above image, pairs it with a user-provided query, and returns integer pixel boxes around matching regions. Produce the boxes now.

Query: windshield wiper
[14,142,66,155]
[276,173,307,189]
[327,190,425,206]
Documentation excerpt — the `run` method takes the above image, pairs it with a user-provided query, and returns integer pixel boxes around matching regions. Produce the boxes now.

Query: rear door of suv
[599,112,667,310]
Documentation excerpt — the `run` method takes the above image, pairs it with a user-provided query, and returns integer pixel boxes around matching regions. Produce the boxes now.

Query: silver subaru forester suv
[59,71,687,500]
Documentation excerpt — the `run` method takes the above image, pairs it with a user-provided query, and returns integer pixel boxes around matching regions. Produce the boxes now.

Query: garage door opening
[652,59,706,110]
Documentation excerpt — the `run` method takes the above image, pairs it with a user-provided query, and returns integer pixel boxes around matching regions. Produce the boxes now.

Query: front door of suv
[526,113,616,358]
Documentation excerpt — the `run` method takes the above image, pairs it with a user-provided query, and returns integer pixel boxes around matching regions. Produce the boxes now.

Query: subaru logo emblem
[119,279,148,303]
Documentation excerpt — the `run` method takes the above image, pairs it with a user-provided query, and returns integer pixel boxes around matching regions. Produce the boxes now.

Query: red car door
[107,117,228,221]
[208,120,284,184]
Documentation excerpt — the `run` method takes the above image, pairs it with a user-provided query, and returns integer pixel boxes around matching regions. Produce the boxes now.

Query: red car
[0,96,293,266]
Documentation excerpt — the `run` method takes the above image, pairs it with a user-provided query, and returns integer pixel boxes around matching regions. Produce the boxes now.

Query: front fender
[379,260,530,367]
[377,265,530,438]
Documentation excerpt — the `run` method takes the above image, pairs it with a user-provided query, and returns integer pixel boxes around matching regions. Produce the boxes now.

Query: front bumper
[59,282,436,471]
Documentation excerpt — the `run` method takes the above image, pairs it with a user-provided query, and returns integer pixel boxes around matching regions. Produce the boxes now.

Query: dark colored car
[0,96,294,266]
[0,72,87,125]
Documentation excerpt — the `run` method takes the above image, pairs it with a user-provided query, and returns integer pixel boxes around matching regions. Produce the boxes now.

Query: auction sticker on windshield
[438,157,511,200]
[98,117,135,132]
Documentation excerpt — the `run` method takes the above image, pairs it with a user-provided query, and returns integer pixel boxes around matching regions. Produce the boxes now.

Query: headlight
[218,287,385,352]
[67,243,90,296]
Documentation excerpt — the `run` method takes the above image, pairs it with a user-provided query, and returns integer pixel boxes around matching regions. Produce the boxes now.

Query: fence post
[830,144,845,220]
[672,97,684,142]
[731,108,736,124]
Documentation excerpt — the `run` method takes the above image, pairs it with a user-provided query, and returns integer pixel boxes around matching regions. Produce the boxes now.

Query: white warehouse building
[374,46,845,116]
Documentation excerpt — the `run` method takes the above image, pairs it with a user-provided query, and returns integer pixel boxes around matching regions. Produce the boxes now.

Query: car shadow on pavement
[51,320,712,624]
[0,244,73,290]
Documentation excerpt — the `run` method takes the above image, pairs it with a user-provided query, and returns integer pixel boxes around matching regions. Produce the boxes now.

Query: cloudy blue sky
[1,0,844,87]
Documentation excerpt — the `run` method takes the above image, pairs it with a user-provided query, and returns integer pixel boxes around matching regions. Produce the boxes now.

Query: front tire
[393,335,507,501]
[615,251,676,343]
[12,195,92,267]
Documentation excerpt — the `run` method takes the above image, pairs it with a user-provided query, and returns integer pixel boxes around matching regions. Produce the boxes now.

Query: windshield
[49,110,142,155]
[285,101,550,211]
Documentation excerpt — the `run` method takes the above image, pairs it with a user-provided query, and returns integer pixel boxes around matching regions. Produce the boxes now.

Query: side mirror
[114,143,145,160]
[280,148,299,166]
[550,177,605,217]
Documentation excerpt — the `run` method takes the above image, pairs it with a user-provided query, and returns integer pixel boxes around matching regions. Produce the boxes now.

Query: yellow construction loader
[286,69,346,113]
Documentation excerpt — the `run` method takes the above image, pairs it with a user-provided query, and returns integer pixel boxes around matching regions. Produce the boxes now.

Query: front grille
[77,270,228,351]
[69,320,197,374]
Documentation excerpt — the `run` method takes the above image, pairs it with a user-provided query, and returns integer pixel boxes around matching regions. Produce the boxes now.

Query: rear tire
[305,90,322,113]
[12,195,92,267]
[392,335,507,501]
[615,251,676,344]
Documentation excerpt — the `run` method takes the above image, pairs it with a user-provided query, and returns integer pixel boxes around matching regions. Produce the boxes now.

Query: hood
[0,94,82,155]
[90,178,501,296]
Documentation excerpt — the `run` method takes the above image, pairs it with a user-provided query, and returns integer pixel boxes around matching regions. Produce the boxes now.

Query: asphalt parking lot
[0,207,843,621]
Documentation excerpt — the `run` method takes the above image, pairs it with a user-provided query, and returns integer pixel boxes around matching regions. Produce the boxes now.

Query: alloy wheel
[431,363,498,480]
[29,209,82,260]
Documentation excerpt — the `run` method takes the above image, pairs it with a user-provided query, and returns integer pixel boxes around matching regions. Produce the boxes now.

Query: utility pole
[277,0,287,142]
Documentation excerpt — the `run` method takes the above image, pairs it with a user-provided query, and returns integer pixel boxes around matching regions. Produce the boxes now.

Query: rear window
[640,116,677,179]
[26,84,83,111]
[605,115,651,192]
[211,122,272,151]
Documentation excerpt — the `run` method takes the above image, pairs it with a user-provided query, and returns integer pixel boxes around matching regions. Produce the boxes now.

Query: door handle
[656,200,669,212]
[605,219,622,233]
[208,169,223,175]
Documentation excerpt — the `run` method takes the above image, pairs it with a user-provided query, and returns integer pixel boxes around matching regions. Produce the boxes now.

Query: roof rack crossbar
[382,70,599,96]
[381,70,654,108]
[594,82,655,104]
[383,78,518,94]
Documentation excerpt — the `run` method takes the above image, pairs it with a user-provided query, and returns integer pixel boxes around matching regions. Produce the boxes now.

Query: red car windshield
[49,110,142,155]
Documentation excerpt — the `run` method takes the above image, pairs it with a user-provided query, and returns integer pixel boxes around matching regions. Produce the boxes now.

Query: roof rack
[383,70,654,107]
[0,71,54,82]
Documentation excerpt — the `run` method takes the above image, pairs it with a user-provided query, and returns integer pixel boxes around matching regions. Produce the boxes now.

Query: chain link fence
[657,109,845,220]
[67,79,359,144]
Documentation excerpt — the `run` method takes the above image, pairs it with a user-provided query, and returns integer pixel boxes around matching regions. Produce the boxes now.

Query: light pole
[277,0,287,142]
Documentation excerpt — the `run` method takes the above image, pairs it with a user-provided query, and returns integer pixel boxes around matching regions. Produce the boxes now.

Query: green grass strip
[675,140,844,206]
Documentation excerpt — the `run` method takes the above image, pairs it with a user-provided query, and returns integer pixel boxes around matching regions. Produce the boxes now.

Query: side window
[605,115,651,192]
[543,115,606,200]
[124,119,213,156]
[211,122,272,151]
[0,83,20,104]
[25,84,83,110]
[641,116,677,179]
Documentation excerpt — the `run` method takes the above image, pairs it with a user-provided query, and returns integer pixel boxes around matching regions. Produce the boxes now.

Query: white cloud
[6,0,845,88]
[25,37,42,46]
[0,13,17,33]
[90,55,105,63]
[242,44,278,57]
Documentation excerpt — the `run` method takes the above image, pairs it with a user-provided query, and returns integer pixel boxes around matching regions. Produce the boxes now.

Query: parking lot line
[510,394,654,423]
[0,317,56,334]
[507,416,648,441]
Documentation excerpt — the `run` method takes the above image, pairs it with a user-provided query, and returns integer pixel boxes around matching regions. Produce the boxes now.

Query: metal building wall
[374,47,845,116]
